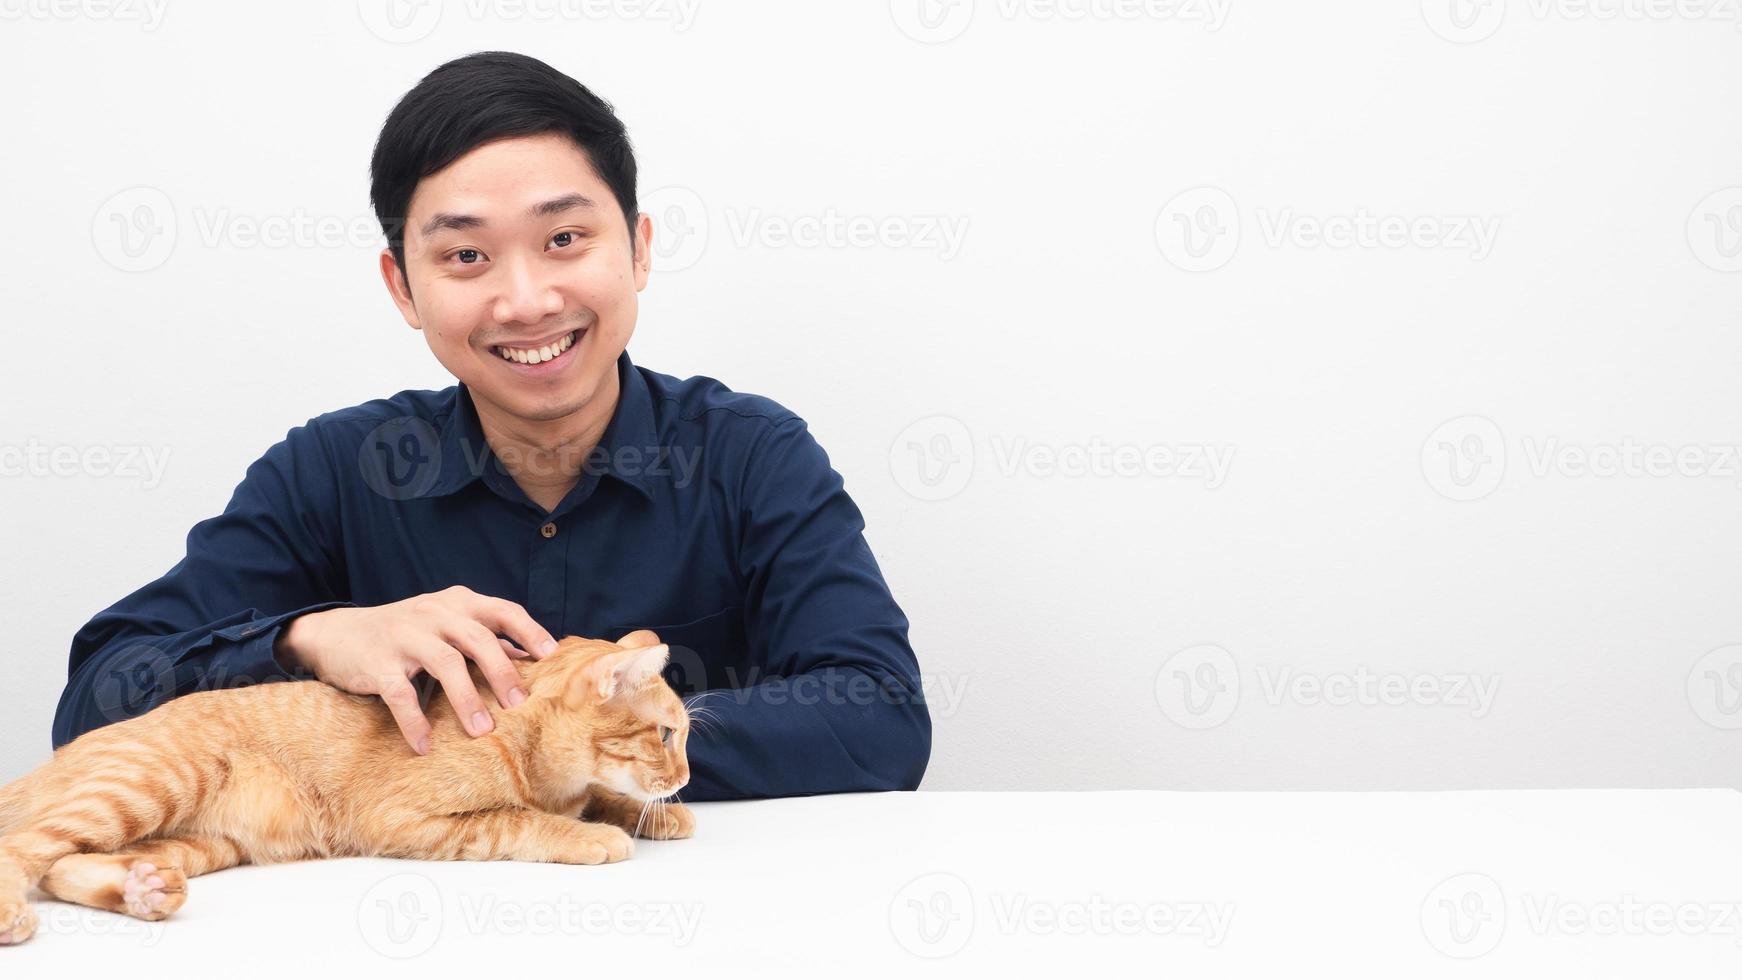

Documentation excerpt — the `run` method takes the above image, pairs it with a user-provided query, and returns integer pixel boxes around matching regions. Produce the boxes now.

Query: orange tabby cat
[0,629,694,946]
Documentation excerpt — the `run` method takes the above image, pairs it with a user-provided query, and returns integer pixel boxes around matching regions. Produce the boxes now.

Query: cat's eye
[659,726,673,745]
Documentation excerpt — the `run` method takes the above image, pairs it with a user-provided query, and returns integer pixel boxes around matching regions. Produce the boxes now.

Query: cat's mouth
[491,329,583,368]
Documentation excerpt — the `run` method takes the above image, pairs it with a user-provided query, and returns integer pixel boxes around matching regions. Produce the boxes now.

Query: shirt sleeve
[680,416,932,801]
[50,421,355,749]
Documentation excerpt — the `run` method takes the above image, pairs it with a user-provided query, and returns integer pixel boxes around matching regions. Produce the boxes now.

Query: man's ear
[378,247,420,330]
[566,643,670,707]
[632,210,653,292]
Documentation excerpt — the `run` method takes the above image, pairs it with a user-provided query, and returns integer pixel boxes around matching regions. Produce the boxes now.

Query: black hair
[369,51,639,283]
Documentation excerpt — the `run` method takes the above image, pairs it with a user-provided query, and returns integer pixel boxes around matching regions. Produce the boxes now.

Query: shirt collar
[426,348,657,502]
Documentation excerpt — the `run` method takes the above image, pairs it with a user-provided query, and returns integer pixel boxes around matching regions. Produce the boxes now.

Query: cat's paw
[571,822,634,864]
[120,861,186,921]
[640,802,695,840]
[0,898,37,945]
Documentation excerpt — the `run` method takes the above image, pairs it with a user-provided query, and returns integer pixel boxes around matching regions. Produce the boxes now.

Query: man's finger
[378,677,433,755]
[445,620,527,709]
[476,597,558,659]
[418,642,494,737]
[499,637,534,659]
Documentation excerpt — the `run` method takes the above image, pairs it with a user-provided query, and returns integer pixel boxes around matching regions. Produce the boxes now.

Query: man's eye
[450,248,484,265]
[549,230,580,249]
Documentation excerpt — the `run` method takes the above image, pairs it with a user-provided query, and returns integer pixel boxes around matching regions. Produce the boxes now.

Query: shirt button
[540,522,557,539]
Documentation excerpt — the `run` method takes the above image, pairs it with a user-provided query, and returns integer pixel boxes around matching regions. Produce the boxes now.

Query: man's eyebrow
[419,193,600,238]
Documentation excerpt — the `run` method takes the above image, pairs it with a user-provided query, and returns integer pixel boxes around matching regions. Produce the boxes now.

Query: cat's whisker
[687,715,720,738]
[683,708,718,728]
[681,692,729,713]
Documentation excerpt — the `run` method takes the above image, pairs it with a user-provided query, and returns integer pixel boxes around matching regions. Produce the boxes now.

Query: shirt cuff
[208,601,356,687]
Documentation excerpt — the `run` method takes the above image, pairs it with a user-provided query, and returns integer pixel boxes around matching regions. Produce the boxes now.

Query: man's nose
[492,252,563,325]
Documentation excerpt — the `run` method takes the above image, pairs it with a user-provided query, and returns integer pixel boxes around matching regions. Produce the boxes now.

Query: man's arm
[51,422,353,748]
[680,416,932,801]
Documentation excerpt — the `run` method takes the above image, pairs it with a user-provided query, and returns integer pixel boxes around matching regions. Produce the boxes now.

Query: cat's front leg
[367,807,633,865]
[580,787,695,840]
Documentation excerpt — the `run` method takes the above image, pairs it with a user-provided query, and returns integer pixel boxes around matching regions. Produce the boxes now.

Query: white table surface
[8,789,1741,977]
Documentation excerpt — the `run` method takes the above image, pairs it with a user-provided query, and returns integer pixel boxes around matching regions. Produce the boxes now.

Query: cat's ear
[567,644,670,706]
[615,629,662,647]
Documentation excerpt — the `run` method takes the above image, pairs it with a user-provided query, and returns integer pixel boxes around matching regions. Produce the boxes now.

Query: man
[50,51,931,802]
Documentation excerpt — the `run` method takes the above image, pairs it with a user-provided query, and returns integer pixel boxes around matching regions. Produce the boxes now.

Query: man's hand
[274,586,559,755]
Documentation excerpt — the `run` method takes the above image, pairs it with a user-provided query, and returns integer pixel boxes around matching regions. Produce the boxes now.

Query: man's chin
[471,376,595,424]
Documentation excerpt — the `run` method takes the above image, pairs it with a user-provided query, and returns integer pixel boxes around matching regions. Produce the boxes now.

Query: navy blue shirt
[51,351,931,801]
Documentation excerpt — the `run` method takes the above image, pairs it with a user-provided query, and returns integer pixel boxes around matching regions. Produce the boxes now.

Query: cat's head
[526,630,691,802]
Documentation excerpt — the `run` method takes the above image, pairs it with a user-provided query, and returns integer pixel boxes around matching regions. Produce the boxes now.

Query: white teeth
[495,330,578,364]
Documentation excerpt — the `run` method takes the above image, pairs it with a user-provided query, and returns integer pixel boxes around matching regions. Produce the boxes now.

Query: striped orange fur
[0,632,693,946]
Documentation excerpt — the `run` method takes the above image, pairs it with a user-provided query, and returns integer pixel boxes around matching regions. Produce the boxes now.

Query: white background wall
[2,0,1739,791]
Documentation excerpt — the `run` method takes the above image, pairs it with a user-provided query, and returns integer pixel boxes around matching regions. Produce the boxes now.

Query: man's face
[380,132,653,425]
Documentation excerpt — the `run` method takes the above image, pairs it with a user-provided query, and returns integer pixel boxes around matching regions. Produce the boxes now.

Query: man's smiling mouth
[492,329,580,365]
